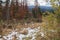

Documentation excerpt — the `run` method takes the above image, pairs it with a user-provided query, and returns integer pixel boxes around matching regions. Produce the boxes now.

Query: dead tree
[18,0,29,19]
[10,0,29,19]
[10,0,15,19]
[10,0,19,19]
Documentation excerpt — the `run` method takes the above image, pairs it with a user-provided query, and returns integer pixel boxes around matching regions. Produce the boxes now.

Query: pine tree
[32,0,42,22]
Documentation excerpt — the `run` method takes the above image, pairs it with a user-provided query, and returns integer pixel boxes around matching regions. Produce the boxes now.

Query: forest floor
[0,18,60,40]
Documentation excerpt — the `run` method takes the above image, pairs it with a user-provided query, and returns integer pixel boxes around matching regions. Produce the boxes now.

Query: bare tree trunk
[5,0,10,21]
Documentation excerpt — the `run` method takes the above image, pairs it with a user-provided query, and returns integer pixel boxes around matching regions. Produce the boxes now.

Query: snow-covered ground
[0,27,45,40]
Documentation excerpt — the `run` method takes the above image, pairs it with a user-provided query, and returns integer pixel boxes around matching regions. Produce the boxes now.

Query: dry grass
[0,16,60,40]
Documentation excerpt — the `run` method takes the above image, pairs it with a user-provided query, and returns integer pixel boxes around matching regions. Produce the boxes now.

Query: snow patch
[2,27,45,40]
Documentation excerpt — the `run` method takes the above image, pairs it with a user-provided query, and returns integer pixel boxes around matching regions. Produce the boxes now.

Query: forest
[0,0,60,40]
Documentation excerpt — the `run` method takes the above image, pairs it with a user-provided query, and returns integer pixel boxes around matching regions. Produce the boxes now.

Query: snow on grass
[2,27,45,40]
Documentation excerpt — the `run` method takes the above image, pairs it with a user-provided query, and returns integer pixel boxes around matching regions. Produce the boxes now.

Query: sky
[2,0,51,6]
[28,0,51,6]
